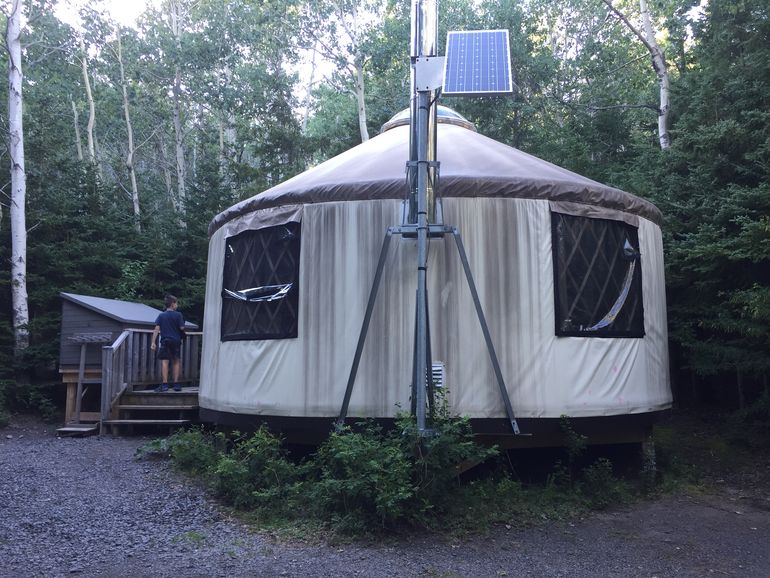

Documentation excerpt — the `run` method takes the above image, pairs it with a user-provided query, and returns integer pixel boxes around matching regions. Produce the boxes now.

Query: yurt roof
[210,112,662,237]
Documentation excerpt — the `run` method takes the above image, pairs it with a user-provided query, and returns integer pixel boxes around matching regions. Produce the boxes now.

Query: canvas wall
[199,197,671,419]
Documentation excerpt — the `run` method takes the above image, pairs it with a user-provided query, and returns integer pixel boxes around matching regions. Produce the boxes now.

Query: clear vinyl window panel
[221,222,301,341]
[551,213,644,338]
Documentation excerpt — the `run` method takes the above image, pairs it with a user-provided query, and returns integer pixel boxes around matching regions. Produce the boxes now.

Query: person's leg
[160,360,169,390]
[172,358,182,390]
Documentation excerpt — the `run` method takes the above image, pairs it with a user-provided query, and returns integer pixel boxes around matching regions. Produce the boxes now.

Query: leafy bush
[398,414,498,523]
[0,380,11,428]
[308,423,415,532]
[167,427,221,475]
[142,410,641,536]
[212,427,300,511]
[579,458,629,509]
[0,380,58,423]
[727,390,770,449]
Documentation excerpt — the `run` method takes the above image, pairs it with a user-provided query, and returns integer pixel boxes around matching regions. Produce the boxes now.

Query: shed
[199,108,672,444]
[59,293,193,366]
[58,293,199,426]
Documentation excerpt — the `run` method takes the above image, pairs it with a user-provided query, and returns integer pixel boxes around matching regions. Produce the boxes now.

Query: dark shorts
[157,338,181,360]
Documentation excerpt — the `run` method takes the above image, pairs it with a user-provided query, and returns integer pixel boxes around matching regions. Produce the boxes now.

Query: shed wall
[59,302,126,367]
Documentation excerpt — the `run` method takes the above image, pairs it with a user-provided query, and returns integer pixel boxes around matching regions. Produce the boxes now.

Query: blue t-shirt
[155,310,185,342]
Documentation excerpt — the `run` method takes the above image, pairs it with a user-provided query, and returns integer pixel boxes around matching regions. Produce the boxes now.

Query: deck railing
[100,329,202,421]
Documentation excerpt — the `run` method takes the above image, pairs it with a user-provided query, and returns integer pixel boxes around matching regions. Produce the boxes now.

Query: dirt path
[1,416,769,578]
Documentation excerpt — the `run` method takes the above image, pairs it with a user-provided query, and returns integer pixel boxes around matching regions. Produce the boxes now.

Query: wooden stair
[101,387,200,435]
[56,423,99,437]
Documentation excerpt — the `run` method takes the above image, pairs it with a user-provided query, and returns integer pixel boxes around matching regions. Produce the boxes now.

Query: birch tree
[7,0,29,358]
[168,0,187,214]
[601,0,671,149]
[79,37,99,163]
[302,0,384,143]
[114,33,141,231]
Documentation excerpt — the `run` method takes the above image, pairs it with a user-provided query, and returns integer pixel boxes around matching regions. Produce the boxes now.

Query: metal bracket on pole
[336,228,395,429]
[451,227,523,435]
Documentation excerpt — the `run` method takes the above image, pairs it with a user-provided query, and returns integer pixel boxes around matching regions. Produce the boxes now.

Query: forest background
[0,0,767,411]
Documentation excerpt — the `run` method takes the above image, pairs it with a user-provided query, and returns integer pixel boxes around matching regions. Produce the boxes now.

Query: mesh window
[221,222,301,341]
[551,213,644,338]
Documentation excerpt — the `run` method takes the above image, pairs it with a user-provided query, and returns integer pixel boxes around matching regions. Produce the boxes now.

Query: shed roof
[210,118,662,237]
[60,293,198,329]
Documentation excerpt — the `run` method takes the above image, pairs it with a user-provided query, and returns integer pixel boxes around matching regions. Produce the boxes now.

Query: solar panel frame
[442,29,513,96]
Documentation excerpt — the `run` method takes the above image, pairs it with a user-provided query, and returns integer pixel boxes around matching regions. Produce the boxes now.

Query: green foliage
[0,381,59,423]
[578,458,629,509]
[168,427,222,474]
[549,416,589,488]
[212,427,300,511]
[308,423,414,532]
[0,380,11,428]
[726,390,770,450]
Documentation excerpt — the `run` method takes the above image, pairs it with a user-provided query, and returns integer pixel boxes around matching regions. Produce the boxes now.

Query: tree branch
[600,0,656,55]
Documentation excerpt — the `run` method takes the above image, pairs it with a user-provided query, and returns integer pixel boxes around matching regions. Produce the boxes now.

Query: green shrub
[309,423,414,532]
[0,380,58,422]
[579,458,629,509]
[398,413,498,522]
[308,410,499,533]
[727,390,770,449]
[0,380,10,427]
[212,427,300,511]
[167,427,220,475]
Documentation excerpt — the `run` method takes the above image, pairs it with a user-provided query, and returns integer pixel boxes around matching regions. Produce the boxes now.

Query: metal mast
[409,0,439,433]
[338,2,523,437]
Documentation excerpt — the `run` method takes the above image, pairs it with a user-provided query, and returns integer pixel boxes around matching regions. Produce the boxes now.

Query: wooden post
[74,343,87,424]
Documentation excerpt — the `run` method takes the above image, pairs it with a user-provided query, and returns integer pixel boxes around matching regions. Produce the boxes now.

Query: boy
[151,294,186,392]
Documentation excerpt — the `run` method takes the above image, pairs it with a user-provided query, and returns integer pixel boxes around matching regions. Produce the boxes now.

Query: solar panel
[442,30,513,96]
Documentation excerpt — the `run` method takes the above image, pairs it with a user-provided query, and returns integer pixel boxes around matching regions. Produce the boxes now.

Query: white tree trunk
[354,56,369,142]
[116,34,141,231]
[602,0,671,149]
[70,98,83,161]
[301,45,318,133]
[80,37,98,162]
[157,132,176,207]
[7,0,29,357]
[169,0,187,215]
[639,0,670,149]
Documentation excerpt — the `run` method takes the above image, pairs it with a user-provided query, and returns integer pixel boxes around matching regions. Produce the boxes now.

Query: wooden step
[56,424,99,436]
[102,419,191,426]
[116,404,198,411]
[120,391,199,406]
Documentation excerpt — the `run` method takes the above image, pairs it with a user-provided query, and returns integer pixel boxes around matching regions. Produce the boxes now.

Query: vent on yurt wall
[431,361,446,389]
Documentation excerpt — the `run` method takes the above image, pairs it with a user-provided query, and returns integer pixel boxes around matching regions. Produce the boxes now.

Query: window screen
[551,212,644,338]
[221,222,301,341]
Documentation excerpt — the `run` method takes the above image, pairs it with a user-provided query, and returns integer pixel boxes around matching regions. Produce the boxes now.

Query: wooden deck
[58,330,202,436]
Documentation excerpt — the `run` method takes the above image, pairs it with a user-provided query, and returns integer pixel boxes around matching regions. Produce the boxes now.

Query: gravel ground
[1,416,769,578]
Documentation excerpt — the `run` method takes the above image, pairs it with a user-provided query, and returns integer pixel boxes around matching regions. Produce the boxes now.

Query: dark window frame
[221,222,301,341]
[551,212,645,338]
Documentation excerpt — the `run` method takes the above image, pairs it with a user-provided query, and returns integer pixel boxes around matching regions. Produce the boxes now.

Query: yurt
[199,107,672,445]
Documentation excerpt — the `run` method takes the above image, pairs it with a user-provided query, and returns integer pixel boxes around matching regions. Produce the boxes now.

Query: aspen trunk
[354,57,369,142]
[117,35,141,232]
[80,38,97,162]
[8,0,29,357]
[639,0,670,149]
[169,0,187,215]
[602,0,671,149]
[301,46,318,133]
[70,98,83,161]
[157,132,176,208]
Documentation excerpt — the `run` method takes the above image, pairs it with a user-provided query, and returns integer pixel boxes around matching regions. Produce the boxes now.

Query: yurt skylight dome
[380,105,476,133]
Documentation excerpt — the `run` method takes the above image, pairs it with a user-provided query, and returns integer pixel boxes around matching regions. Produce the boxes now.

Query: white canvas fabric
[200,197,671,419]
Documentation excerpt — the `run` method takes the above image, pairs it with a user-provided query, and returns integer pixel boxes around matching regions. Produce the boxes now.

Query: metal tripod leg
[451,228,522,435]
[337,228,394,428]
